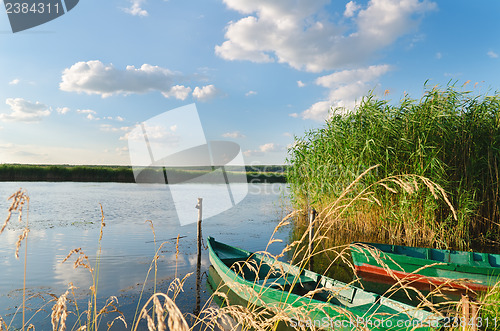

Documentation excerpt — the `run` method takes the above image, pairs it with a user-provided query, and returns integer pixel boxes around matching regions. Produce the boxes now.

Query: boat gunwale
[351,242,500,277]
[207,236,441,330]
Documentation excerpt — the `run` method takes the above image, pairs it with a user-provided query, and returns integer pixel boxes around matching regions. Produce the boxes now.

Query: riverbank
[0,164,287,183]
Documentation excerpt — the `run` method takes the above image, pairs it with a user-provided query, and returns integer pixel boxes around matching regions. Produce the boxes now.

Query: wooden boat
[350,242,500,294]
[207,236,441,330]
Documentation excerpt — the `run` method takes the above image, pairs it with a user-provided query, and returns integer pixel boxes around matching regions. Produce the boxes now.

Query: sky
[0,0,499,166]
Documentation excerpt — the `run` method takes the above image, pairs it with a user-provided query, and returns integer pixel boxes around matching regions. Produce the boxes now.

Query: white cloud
[161,85,192,100]
[222,131,245,139]
[0,98,51,122]
[244,142,285,156]
[101,124,130,133]
[121,124,179,144]
[192,85,219,101]
[116,116,124,122]
[61,61,185,99]
[123,0,148,17]
[436,52,442,59]
[260,143,283,152]
[60,61,213,101]
[297,80,305,87]
[245,90,257,96]
[301,64,392,121]
[315,64,392,88]
[487,51,498,59]
[344,1,361,17]
[76,109,99,120]
[56,107,70,114]
[8,79,20,85]
[216,0,436,72]
[76,109,96,114]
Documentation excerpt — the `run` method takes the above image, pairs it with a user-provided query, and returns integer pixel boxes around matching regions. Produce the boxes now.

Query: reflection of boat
[207,236,441,330]
[350,242,500,294]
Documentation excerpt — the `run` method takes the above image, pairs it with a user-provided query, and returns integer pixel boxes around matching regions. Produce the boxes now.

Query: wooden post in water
[194,198,203,316]
[196,198,203,259]
[308,208,317,271]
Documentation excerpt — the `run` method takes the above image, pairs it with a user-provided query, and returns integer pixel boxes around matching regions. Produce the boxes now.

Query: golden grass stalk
[15,227,30,259]
[1,189,31,331]
[51,290,69,331]
[134,293,189,331]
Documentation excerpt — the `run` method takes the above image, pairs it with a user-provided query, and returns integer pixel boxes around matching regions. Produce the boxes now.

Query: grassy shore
[0,164,287,184]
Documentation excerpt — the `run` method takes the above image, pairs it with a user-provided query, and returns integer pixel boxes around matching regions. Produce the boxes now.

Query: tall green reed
[287,82,500,248]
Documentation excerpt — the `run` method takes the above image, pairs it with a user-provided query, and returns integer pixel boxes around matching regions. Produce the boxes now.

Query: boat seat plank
[256,274,315,288]
[469,252,492,267]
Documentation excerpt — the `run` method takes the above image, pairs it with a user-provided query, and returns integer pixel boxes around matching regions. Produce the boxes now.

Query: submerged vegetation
[287,83,500,249]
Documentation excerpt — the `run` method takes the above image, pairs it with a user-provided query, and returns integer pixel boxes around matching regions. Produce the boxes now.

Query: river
[0,181,291,330]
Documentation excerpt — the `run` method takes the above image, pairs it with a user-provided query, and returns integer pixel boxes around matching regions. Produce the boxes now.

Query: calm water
[0,182,291,330]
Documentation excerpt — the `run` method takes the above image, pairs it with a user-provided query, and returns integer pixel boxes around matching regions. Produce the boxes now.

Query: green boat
[207,236,442,330]
[350,242,500,295]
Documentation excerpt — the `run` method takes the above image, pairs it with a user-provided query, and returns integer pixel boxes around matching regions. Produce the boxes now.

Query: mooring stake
[308,207,317,271]
[194,198,203,316]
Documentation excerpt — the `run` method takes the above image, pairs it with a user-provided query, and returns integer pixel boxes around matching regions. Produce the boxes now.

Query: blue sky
[0,0,499,165]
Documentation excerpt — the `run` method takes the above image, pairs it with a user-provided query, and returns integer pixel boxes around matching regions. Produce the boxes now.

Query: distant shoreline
[0,164,287,183]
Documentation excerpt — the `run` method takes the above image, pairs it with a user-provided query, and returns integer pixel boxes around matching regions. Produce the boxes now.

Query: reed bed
[287,82,500,249]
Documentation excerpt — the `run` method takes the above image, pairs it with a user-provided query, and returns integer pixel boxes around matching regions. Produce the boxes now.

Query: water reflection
[0,182,290,330]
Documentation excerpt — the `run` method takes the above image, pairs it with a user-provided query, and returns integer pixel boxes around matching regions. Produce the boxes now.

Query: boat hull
[351,242,500,295]
[208,236,441,331]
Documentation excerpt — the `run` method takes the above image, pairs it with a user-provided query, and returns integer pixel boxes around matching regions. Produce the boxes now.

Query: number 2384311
[5,2,61,14]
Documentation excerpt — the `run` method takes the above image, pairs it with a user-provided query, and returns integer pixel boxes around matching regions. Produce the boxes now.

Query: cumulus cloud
[56,107,70,114]
[9,79,20,85]
[76,109,99,120]
[344,1,361,17]
[192,85,219,101]
[297,80,305,87]
[61,61,184,99]
[60,60,217,101]
[244,142,285,156]
[0,98,51,122]
[216,0,436,72]
[301,64,392,121]
[162,85,192,100]
[222,131,245,139]
[123,0,148,17]
[245,90,257,96]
